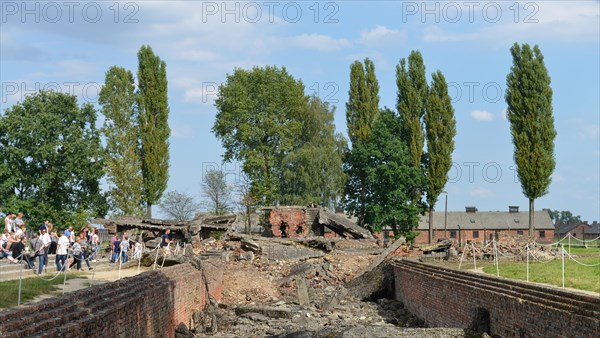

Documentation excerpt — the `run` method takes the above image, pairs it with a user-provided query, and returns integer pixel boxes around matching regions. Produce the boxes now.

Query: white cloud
[178,50,221,62]
[360,25,407,47]
[500,108,508,120]
[579,124,600,140]
[551,173,566,184]
[171,124,194,139]
[471,187,493,198]
[281,34,351,52]
[470,110,494,121]
[345,51,391,70]
[183,87,219,105]
[424,2,599,44]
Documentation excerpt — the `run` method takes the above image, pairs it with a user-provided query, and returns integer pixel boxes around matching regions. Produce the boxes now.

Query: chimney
[465,206,477,213]
[509,206,519,213]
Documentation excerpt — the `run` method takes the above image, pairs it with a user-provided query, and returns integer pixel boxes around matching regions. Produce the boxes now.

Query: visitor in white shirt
[56,231,70,272]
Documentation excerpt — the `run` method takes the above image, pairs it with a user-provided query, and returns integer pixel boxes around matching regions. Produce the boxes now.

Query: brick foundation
[393,260,600,337]
[0,264,208,338]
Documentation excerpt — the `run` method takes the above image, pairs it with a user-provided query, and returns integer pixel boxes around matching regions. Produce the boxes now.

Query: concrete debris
[234,305,293,319]
[295,276,310,306]
[240,238,262,253]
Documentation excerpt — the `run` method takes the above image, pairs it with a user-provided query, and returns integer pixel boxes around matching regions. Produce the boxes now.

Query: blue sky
[1,1,599,221]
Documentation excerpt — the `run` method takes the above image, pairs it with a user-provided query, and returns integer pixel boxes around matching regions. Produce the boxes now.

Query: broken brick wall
[394,261,600,337]
[269,208,309,238]
[0,264,210,338]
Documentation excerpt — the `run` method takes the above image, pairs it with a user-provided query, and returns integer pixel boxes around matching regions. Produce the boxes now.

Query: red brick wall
[394,260,600,337]
[269,208,309,238]
[0,264,208,338]
[568,224,588,239]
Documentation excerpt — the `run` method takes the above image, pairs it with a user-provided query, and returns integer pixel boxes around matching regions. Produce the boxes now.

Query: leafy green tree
[424,71,456,243]
[0,90,106,228]
[543,209,582,225]
[280,96,347,207]
[396,50,428,170]
[345,58,380,226]
[346,58,380,143]
[158,191,200,221]
[212,66,307,205]
[343,108,425,236]
[202,169,234,215]
[99,66,145,216]
[137,45,171,218]
[506,43,557,236]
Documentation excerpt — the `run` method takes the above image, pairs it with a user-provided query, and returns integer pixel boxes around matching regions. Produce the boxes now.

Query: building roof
[585,222,600,235]
[554,222,584,235]
[417,210,554,231]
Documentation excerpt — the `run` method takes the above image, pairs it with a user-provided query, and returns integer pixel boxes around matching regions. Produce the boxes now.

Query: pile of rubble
[455,236,560,262]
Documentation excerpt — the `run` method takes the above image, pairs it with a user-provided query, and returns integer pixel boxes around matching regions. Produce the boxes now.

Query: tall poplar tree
[424,71,456,243]
[99,66,145,216]
[344,58,380,227]
[396,50,427,170]
[346,58,380,143]
[137,45,171,218]
[506,43,556,236]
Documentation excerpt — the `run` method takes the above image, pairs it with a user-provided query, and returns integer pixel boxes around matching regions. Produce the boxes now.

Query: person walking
[120,235,130,264]
[111,235,121,264]
[30,230,45,274]
[56,230,69,272]
[78,233,92,270]
[90,229,100,262]
[160,229,173,256]
[40,225,51,274]
[49,229,58,255]
[69,240,83,271]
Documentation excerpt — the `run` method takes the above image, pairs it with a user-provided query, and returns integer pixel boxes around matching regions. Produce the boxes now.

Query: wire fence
[1,239,176,307]
[458,233,600,295]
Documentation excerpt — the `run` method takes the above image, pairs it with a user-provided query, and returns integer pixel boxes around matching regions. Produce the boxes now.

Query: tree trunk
[146,202,152,219]
[428,206,434,244]
[528,198,534,237]
[245,205,251,234]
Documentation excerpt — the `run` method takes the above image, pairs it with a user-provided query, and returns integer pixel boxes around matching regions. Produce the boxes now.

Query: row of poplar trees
[344,43,556,240]
[343,52,456,241]
[0,45,171,228]
[213,42,555,241]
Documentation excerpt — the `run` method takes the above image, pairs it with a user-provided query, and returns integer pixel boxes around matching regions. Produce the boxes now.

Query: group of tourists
[1,210,101,274]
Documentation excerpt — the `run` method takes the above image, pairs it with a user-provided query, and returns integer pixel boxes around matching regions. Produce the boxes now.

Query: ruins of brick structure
[0,262,219,337]
[92,214,237,242]
[267,206,312,238]
[393,260,600,337]
[29,207,591,337]
[2,229,597,337]
[264,206,373,240]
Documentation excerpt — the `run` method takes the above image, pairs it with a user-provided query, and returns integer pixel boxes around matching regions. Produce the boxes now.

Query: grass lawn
[0,273,86,308]
[560,246,600,255]
[482,256,600,294]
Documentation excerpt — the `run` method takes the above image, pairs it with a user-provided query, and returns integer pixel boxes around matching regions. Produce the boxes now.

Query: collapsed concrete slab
[317,209,374,239]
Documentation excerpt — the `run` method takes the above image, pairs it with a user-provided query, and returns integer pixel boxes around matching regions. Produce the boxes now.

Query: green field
[482,255,600,294]
[0,273,85,308]
[558,246,600,255]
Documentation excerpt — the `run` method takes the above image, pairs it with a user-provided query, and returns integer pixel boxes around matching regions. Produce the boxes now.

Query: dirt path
[29,266,152,303]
